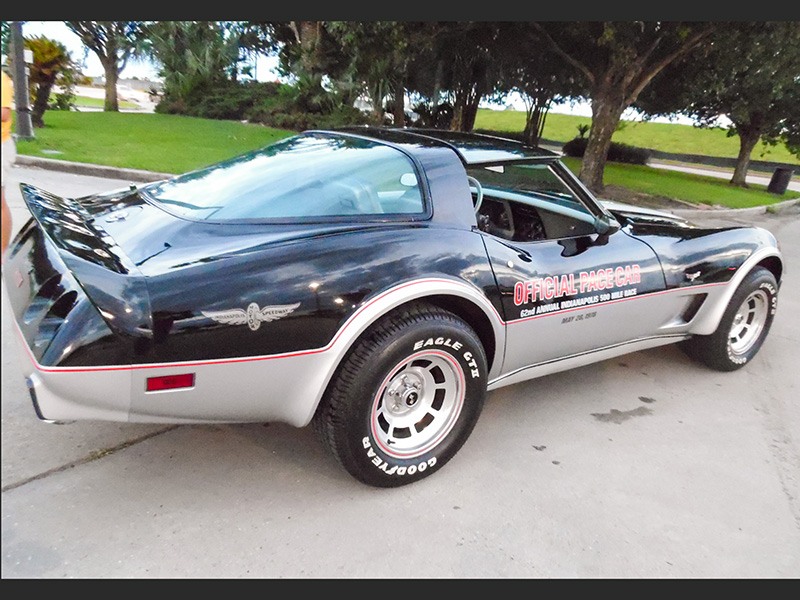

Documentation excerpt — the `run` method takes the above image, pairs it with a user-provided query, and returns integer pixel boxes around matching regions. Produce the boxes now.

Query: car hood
[596,198,780,289]
[599,199,695,228]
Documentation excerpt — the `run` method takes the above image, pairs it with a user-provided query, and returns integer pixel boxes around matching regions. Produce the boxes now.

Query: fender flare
[688,246,783,336]
[298,277,506,427]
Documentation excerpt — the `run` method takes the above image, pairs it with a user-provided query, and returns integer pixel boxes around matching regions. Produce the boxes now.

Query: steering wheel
[468,176,484,214]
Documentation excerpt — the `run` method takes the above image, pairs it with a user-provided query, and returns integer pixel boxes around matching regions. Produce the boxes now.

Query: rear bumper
[11,321,133,422]
[26,375,58,423]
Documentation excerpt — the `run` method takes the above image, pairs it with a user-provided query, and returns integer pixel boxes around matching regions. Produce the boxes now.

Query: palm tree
[24,36,74,127]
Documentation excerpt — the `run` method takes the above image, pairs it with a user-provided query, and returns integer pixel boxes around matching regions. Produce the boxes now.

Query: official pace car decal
[202,302,300,331]
[512,264,641,319]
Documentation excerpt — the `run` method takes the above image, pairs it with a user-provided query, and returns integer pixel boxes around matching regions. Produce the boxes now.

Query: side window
[467,163,596,242]
[353,155,424,216]
[144,134,425,221]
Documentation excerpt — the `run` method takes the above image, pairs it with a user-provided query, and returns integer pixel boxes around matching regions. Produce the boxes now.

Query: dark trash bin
[767,167,795,195]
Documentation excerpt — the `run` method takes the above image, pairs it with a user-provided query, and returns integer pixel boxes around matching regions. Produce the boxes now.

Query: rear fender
[301,278,506,427]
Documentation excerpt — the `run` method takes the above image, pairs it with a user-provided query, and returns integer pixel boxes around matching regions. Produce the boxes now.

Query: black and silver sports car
[3,128,783,487]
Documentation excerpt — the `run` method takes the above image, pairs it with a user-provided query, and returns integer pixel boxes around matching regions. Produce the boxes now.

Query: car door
[468,162,669,376]
[483,229,668,375]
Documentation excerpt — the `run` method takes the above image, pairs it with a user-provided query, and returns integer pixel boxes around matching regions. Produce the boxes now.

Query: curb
[13,155,800,217]
[15,155,173,184]
[670,197,800,219]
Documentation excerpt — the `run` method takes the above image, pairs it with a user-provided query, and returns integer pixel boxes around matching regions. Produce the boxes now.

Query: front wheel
[314,303,488,487]
[681,267,778,371]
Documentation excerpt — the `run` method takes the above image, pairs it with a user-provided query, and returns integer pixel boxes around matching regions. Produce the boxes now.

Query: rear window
[143,133,426,221]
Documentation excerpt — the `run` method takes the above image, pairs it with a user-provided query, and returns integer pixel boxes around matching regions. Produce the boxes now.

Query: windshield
[143,133,426,221]
[467,163,589,214]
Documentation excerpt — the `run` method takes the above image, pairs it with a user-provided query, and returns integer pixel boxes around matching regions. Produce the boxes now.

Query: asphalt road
[2,165,799,578]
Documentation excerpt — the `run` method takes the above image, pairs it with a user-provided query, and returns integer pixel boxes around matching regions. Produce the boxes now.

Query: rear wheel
[681,267,778,371]
[314,303,487,487]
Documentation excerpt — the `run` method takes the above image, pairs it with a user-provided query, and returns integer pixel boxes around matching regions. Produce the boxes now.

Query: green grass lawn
[12,110,798,208]
[475,109,800,167]
[560,158,791,209]
[73,95,139,109]
[15,111,294,174]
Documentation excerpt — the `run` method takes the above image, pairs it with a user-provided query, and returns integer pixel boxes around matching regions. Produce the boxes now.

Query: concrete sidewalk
[649,160,800,194]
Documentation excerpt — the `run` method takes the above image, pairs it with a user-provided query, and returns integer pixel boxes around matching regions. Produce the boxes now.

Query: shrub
[156,80,285,120]
[314,105,375,129]
[474,129,527,144]
[156,78,381,131]
[49,92,75,111]
[561,137,588,156]
[562,137,651,165]
[409,102,453,128]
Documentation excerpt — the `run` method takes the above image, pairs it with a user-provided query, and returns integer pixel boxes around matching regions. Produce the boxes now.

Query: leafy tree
[782,84,800,158]
[24,35,76,127]
[246,21,357,119]
[493,23,585,146]
[225,21,275,82]
[65,21,145,111]
[251,22,499,131]
[532,22,717,192]
[1,21,10,59]
[398,22,501,132]
[143,21,242,110]
[636,22,800,186]
[261,21,350,80]
[325,21,413,125]
[435,22,500,132]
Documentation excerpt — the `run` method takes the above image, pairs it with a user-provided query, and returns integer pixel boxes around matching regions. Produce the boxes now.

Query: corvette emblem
[202,302,300,331]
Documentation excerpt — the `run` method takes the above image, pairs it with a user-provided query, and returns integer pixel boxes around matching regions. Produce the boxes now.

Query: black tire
[313,303,488,487]
[681,267,778,371]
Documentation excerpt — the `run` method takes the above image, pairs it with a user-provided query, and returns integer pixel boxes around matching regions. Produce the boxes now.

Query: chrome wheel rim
[371,350,465,459]
[729,290,769,355]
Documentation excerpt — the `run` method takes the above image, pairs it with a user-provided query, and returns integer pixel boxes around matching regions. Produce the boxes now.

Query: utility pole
[11,21,34,140]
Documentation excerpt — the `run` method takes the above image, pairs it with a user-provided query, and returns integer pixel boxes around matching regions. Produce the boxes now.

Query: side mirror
[594,215,620,236]
[590,215,621,247]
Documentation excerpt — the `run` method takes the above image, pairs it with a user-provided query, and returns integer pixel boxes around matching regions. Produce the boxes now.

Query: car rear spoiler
[19,183,138,275]
[15,183,153,340]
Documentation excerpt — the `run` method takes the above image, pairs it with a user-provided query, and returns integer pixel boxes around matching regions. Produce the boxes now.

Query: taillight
[146,373,195,392]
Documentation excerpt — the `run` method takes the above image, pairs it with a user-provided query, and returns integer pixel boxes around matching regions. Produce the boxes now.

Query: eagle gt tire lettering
[681,266,778,372]
[313,303,487,487]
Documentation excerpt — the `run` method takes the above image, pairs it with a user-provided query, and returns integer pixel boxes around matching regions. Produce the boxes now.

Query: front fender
[688,245,783,336]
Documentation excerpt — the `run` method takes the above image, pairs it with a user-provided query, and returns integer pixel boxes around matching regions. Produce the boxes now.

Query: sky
[20,21,279,82]
[22,21,158,79]
[19,20,704,125]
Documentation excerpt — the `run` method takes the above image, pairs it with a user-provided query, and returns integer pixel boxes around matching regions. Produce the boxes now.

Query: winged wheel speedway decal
[203,302,300,331]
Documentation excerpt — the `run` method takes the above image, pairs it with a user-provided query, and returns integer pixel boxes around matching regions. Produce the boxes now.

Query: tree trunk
[524,103,548,147]
[450,102,464,132]
[451,83,481,132]
[579,95,625,193]
[102,58,119,112]
[298,21,321,74]
[731,118,763,187]
[369,81,385,123]
[431,60,443,117]
[392,78,405,128]
[30,83,53,128]
[463,99,480,132]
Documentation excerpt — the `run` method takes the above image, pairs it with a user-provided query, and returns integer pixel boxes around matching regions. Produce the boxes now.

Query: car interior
[471,181,598,242]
